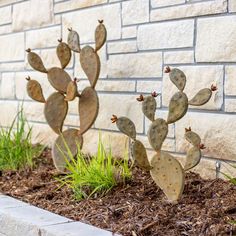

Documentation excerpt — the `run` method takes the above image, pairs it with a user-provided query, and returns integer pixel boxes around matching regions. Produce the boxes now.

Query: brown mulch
[0,149,236,236]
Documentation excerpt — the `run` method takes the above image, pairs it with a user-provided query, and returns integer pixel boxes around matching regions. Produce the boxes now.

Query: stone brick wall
[0,0,236,178]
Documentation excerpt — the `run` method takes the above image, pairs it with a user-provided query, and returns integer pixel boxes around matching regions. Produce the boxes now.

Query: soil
[0,149,236,236]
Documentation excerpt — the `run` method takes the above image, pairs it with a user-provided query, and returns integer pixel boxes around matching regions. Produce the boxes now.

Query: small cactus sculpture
[25,21,107,172]
[112,66,217,202]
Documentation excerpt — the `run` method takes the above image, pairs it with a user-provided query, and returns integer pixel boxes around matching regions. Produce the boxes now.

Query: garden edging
[0,193,116,236]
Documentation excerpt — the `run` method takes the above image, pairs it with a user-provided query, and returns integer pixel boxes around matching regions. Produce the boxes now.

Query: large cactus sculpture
[25,21,106,172]
[111,66,217,202]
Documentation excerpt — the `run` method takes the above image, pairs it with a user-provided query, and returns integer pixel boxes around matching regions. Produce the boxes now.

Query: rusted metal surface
[131,140,152,171]
[67,28,81,53]
[64,79,78,101]
[26,49,47,73]
[95,20,107,52]
[79,87,99,135]
[80,46,100,88]
[150,152,185,202]
[47,67,72,93]
[52,129,83,172]
[56,39,71,69]
[26,77,45,103]
[44,92,68,134]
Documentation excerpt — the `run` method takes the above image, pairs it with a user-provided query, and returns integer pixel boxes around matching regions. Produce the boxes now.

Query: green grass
[58,135,132,200]
[221,162,236,185]
[0,108,42,171]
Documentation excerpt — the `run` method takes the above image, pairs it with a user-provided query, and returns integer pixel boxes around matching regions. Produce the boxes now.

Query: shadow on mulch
[0,148,236,236]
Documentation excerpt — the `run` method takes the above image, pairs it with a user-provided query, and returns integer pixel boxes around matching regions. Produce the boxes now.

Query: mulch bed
[0,149,236,236]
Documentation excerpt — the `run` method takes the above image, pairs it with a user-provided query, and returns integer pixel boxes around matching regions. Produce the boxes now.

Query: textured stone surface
[95,94,143,133]
[225,66,236,96]
[0,6,11,25]
[0,195,28,209]
[107,52,162,78]
[12,0,54,31]
[0,101,18,127]
[175,112,236,161]
[122,26,137,39]
[0,33,24,61]
[42,222,115,236]
[26,26,61,49]
[225,99,236,113]
[0,62,24,72]
[164,51,194,64]
[78,79,136,92]
[0,0,21,7]
[23,102,45,123]
[1,0,236,168]
[162,66,224,110]
[136,80,162,94]
[196,16,236,62]
[108,40,137,54]
[151,0,227,21]
[62,4,121,43]
[55,0,107,13]
[0,24,12,35]
[83,129,130,158]
[138,20,194,50]
[0,73,15,99]
[229,0,236,12]
[122,0,149,25]
[0,204,71,236]
[0,196,114,236]
[151,0,185,8]
[29,122,58,146]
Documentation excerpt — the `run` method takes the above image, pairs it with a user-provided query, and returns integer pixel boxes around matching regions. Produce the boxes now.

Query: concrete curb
[0,194,117,236]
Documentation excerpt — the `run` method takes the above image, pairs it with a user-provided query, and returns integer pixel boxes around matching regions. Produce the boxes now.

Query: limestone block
[0,33,24,61]
[62,4,121,43]
[175,112,236,161]
[196,16,236,62]
[12,0,54,31]
[151,0,227,21]
[122,0,149,25]
[107,52,162,78]
[138,20,194,50]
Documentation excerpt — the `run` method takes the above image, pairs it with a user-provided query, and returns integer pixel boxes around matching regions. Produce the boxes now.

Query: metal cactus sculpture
[111,66,217,202]
[25,21,107,172]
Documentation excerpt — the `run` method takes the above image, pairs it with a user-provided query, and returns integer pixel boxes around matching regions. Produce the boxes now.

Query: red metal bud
[136,94,144,102]
[164,66,171,73]
[211,84,217,91]
[185,127,191,132]
[151,91,160,97]
[111,114,118,123]
[199,144,206,150]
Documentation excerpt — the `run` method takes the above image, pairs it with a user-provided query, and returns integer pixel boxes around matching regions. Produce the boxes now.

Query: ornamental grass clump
[221,162,236,185]
[58,135,132,200]
[0,108,42,171]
